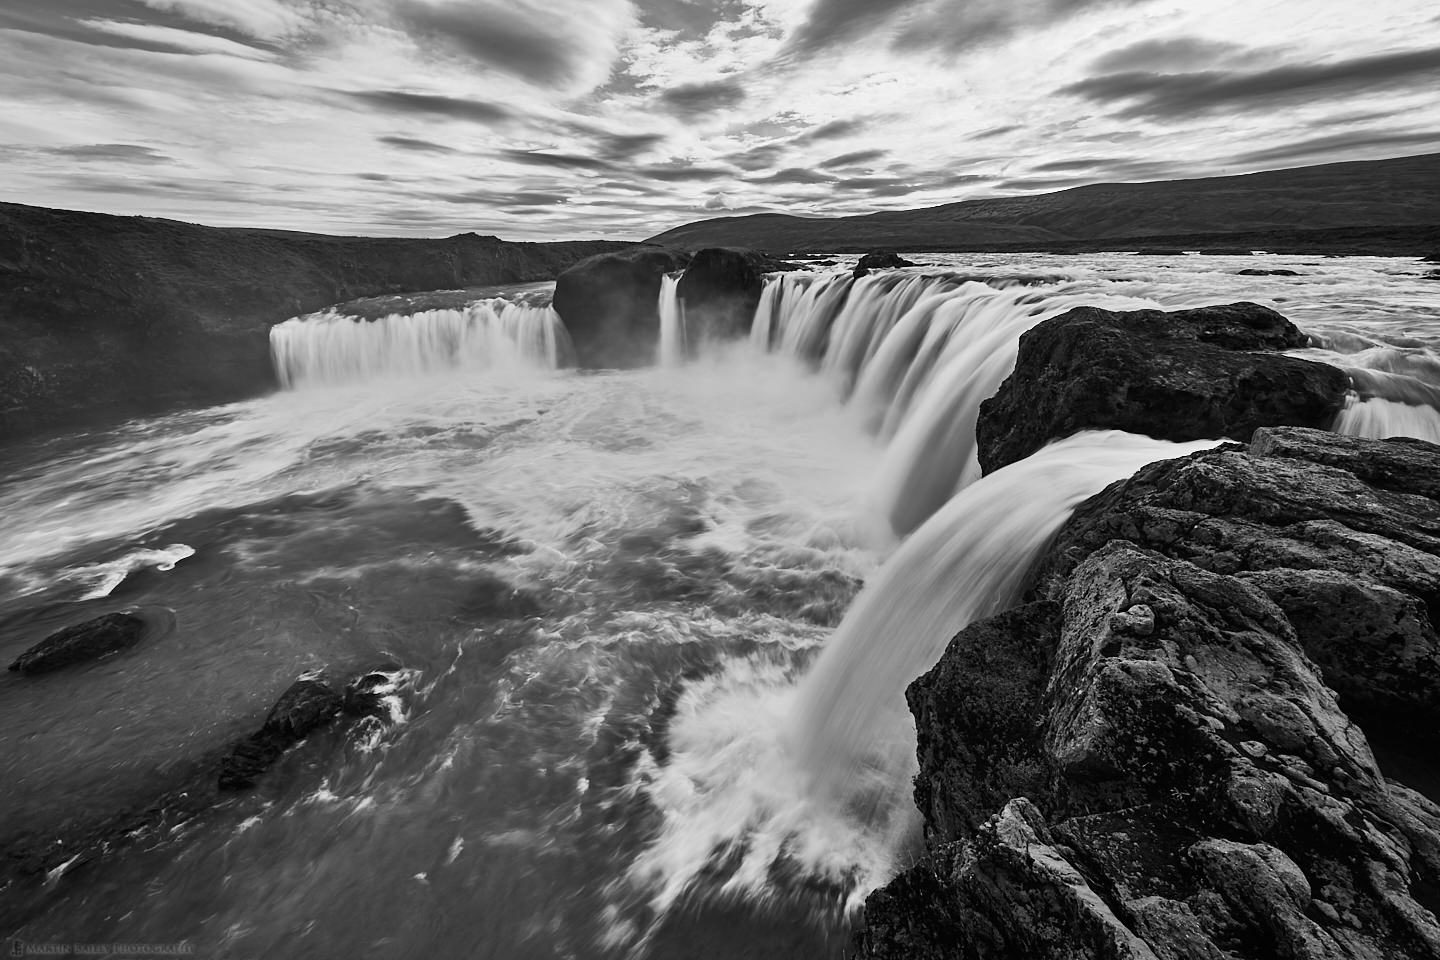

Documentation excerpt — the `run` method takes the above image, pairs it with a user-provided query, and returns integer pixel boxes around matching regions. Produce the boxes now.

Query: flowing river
[2,252,1437,958]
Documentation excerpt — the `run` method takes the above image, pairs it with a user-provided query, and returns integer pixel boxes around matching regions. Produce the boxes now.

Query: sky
[1,0,1438,240]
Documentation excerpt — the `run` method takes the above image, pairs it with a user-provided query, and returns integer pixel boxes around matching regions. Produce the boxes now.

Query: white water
[657,274,686,368]
[618,431,1220,937]
[1335,393,1440,443]
[270,299,570,388]
[7,252,1440,959]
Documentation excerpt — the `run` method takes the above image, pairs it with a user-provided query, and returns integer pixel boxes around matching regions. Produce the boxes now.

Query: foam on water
[614,431,1224,943]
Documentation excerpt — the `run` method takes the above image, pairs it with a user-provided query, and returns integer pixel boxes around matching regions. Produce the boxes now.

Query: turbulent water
[2,253,1437,958]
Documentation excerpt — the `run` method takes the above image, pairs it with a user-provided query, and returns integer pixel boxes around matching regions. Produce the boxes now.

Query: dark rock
[674,247,781,350]
[1198,247,1254,255]
[1423,253,1440,263]
[859,535,1440,958]
[218,677,343,790]
[551,246,687,368]
[853,250,916,278]
[1135,248,1187,256]
[1423,270,1440,281]
[1238,268,1301,276]
[7,611,146,674]
[976,302,1350,473]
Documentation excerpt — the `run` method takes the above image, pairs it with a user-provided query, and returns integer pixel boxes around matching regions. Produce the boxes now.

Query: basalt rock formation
[853,250,916,278]
[552,246,688,368]
[0,202,627,443]
[856,428,1440,959]
[976,302,1351,473]
[674,247,780,348]
[553,245,787,366]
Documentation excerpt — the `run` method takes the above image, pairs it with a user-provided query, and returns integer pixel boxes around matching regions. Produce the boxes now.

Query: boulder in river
[675,247,774,347]
[976,302,1350,473]
[218,676,344,790]
[853,250,916,278]
[1238,268,1301,276]
[7,611,147,674]
[858,429,1440,959]
[552,246,688,368]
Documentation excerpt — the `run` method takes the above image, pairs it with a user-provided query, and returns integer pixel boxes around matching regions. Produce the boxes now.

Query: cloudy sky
[2,0,1438,239]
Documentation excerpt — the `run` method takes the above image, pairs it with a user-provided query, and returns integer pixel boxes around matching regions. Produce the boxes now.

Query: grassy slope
[647,153,1440,252]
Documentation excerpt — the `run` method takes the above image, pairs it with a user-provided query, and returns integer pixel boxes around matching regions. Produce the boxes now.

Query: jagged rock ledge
[855,428,1440,959]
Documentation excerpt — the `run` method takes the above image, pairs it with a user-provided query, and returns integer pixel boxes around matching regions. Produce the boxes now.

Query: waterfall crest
[270,299,570,388]
[749,270,1170,535]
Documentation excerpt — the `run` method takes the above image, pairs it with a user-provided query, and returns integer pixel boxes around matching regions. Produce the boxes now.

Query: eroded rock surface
[976,303,1350,473]
[858,429,1440,959]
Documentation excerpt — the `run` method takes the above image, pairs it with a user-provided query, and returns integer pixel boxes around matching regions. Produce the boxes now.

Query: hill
[0,204,628,443]
[647,153,1440,253]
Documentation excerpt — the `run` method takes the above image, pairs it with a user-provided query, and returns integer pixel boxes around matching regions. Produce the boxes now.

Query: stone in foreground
[8,611,147,674]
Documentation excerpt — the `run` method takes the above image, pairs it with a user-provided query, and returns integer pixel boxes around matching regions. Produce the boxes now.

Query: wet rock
[1135,248,1187,256]
[218,677,343,790]
[1199,247,1254,255]
[552,246,688,368]
[7,611,146,674]
[976,302,1350,473]
[853,250,916,278]
[1238,268,1301,276]
[1423,270,1440,281]
[857,429,1440,958]
[675,247,777,347]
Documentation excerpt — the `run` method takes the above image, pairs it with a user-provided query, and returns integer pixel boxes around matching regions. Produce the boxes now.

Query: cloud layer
[1,0,1436,238]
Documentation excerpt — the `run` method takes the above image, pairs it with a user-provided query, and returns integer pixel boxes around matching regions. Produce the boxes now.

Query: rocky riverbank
[0,203,628,443]
[854,304,1440,957]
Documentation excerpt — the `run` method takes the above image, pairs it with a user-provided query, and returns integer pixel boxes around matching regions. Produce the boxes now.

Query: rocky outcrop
[976,302,1350,473]
[0,202,627,442]
[7,611,147,674]
[218,676,346,790]
[551,246,688,368]
[853,250,916,278]
[674,247,775,348]
[857,429,1440,959]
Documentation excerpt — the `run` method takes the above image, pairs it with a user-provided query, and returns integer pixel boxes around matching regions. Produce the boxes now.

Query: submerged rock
[552,246,687,368]
[858,429,1440,959]
[853,250,916,278]
[218,677,344,790]
[1238,268,1301,276]
[976,302,1350,473]
[1135,248,1187,256]
[7,611,147,674]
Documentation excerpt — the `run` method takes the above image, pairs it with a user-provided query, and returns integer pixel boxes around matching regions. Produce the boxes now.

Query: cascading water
[269,299,570,388]
[9,253,1440,960]
[617,431,1223,942]
[748,270,1182,535]
[657,274,686,367]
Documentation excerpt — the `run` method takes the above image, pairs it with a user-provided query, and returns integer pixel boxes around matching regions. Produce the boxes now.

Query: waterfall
[749,270,1171,535]
[624,431,1222,924]
[657,274,686,367]
[269,299,570,388]
[1334,393,1440,443]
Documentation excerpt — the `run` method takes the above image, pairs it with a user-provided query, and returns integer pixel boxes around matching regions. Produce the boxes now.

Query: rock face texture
[856,428,1440,959]
[7,611,147,674]
[552,246,688,368]
[218,677,346,790]
[674,247,775,348]
[976,303,1351,473]
[0,202,627,442]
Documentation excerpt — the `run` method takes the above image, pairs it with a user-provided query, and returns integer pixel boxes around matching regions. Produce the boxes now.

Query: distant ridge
[647,153,1440,253]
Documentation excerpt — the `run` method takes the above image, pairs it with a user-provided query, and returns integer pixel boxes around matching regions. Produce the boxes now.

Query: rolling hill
[647,153,1440,253]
